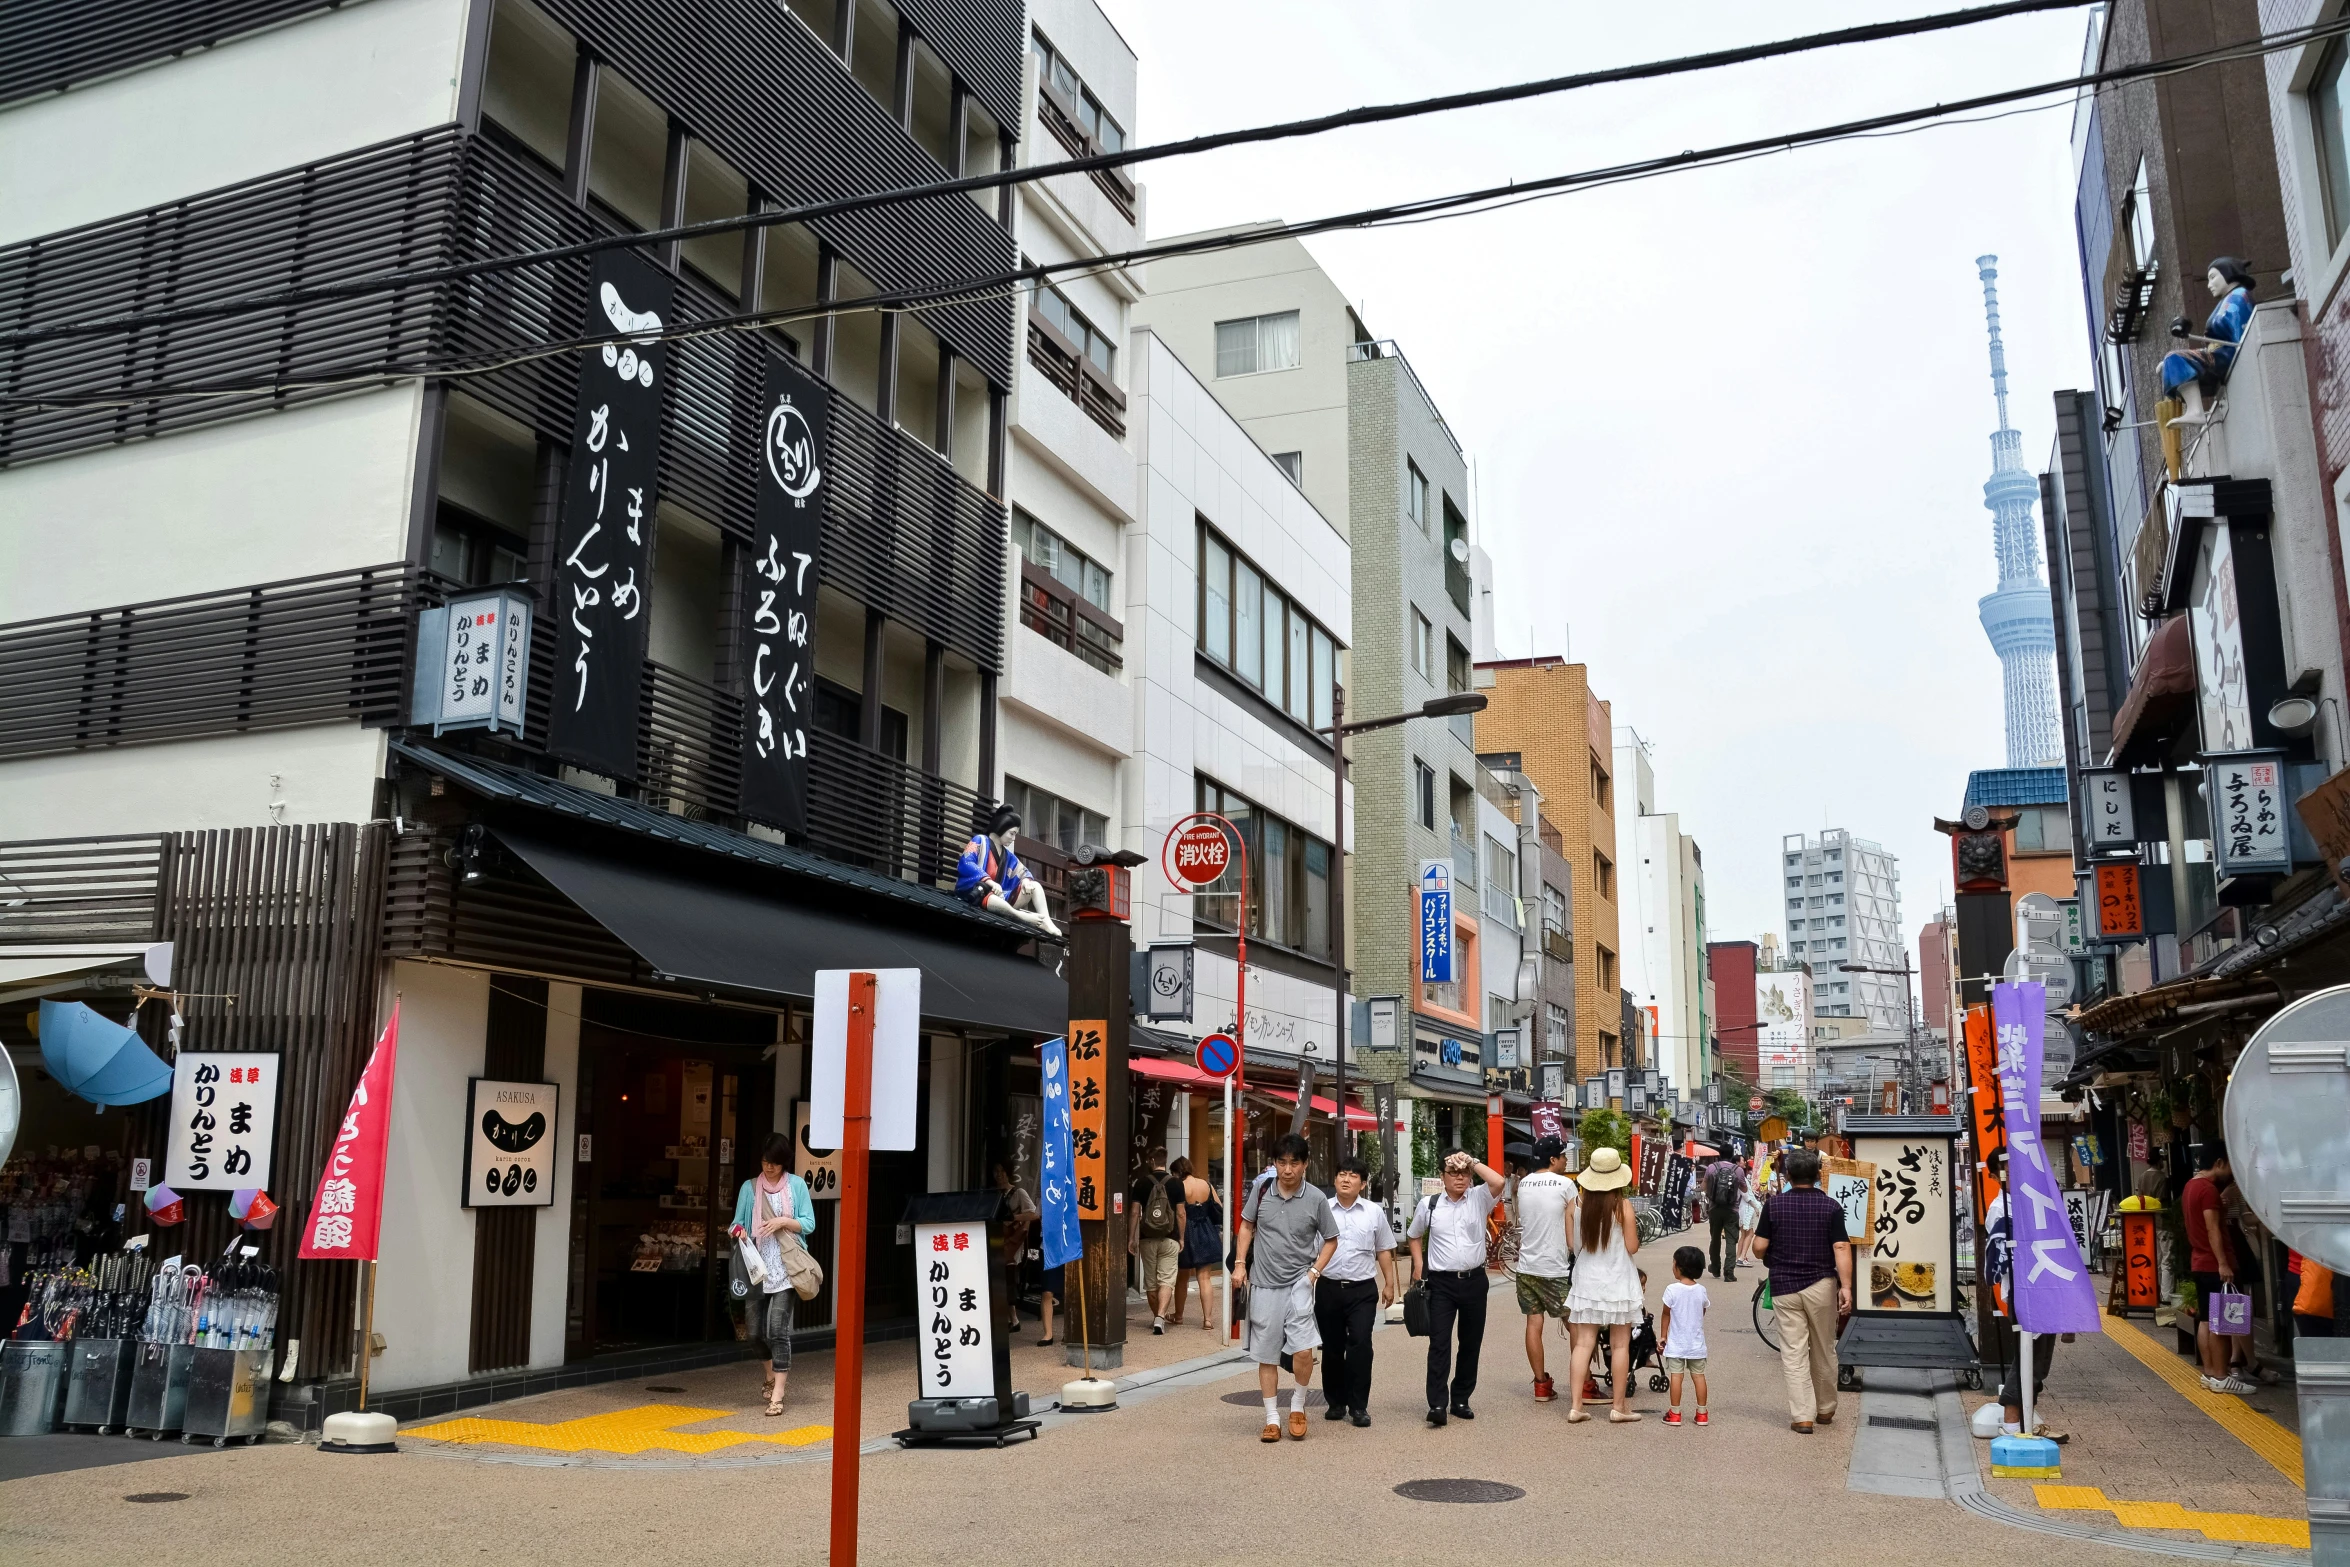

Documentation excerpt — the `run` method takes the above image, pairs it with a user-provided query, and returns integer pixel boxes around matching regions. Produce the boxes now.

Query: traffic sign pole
[829,970,875,1567]
[1165,810,1247,1344]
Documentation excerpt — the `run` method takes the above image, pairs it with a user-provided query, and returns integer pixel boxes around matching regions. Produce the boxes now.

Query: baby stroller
[1590,1305,1669,1396]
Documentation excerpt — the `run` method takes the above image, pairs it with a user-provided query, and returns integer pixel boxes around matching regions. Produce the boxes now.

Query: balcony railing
[1035,83,1138,220]
[1026,317,1127,439]
[637,660,744,822]
[806,731,994,889]
[1018,560,1123,674]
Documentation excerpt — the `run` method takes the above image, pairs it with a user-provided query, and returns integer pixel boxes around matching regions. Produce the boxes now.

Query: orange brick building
[1474,656,1622,1078]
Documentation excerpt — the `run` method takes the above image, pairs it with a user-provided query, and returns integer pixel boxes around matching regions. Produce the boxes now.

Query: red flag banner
[299,1002,401,1262]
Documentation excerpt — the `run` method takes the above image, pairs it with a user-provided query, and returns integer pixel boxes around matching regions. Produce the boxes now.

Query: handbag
[1402,1280,1430,1337]
[2211,1289,2253,1336]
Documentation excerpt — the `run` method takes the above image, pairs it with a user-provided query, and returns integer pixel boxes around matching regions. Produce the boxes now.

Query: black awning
[494,827,1066,1036]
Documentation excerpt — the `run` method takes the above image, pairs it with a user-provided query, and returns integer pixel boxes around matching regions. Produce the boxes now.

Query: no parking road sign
[1195,1032,1239,1079]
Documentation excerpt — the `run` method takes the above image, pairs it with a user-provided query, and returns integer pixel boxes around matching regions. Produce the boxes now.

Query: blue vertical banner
[1036,1036,1082,1270]
[1990,982,2101,1334]
[1419,859,1454,984]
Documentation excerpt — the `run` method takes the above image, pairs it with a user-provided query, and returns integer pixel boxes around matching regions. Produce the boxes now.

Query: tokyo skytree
[1973,256,2062,767]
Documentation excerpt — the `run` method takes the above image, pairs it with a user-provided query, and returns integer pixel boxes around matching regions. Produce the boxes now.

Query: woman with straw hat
[1562,1145,1645,1424]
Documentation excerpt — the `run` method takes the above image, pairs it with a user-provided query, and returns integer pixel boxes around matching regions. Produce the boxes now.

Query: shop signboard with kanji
[463,1079,559,1207]
[738,352,828,833]
[914,1220,991,1397]
[1067,1018,1107,1218]
[1418,860,1454,983]
[2093,862,2143,938]
[2206,750,2292,877]
[1851,1132,1954,1314]
[164,1052,280,1192]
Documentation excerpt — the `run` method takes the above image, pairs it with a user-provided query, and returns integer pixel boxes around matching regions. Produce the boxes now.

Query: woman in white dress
[1563,1146,1644,1424]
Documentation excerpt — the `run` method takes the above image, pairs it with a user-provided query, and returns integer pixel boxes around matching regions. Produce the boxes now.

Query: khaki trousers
[1773,1275,1840,1423]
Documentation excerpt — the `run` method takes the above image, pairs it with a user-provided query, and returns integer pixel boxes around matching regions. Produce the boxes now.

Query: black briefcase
[1402,1281,1430,1338]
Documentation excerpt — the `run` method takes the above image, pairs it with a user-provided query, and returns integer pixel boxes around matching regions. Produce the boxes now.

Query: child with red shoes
[1660,1245,1711,1427]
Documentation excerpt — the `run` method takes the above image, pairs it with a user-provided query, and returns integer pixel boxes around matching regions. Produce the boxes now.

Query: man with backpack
[1704,1155,1747,1281]
[1129,1147,1186,1335]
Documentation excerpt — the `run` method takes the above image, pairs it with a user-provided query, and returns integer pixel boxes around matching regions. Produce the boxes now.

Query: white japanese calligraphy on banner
[914,1220,992,1398]
[165,1051,280,1192]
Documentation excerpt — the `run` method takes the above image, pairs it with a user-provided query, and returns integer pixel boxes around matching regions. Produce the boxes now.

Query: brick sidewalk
[1964,1307,2308,1550]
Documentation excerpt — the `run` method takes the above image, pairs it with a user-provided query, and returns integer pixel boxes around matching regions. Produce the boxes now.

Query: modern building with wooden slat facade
[0,0,1071,1423]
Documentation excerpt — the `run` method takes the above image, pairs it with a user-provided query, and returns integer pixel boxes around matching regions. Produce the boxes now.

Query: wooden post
[829,971,876,1567]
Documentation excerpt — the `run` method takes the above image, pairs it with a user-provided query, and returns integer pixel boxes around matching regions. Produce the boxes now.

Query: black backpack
[1706,1164,1740,1210]
[1139,1174,1177,1239]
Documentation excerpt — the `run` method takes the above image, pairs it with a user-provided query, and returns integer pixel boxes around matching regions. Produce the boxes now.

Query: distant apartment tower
[1613,726,1710,1094]
[1781,830,1905,1032]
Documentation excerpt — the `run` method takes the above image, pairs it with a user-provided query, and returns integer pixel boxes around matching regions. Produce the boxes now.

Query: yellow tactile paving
[2035,1485,2311,1548]
[406,1402,832,1456]
[2096,1310,2304,1487]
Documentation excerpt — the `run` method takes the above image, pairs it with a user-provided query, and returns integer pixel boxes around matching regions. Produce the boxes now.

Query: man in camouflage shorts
[1512,1137,1576,1401]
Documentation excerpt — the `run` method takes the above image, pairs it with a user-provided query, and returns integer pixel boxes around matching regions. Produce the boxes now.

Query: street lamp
[1838,957,1923,1113]
[1321,687,1489,1168]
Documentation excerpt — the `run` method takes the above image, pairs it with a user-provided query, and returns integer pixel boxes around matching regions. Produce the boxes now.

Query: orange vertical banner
[1068,1018,1108,1218]
[2121,1212,2159,1309]
[1963,1004,2006,1218]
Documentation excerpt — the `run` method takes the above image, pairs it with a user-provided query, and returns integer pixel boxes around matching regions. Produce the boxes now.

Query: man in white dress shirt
[1316,1156,1398,1427]
[1407,1148,1506,1426]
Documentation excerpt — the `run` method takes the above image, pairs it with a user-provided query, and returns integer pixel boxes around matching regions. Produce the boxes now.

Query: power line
[0,0,2098,354]
[8,7,2333,412]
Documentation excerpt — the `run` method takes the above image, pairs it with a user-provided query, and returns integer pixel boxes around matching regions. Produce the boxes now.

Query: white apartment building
[1781,829,1906,1031]
[1613,728,1711,1094]
[997,0,1141,879]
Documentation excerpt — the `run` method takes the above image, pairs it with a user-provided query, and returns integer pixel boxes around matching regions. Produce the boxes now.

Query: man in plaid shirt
[1751,1148,1853,1432]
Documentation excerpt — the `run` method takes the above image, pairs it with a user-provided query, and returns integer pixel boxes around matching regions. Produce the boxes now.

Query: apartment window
[480,0,575,173]
[754,220,819,362]
[2314,43,2350,249]
[1196,521,1338,729]
[1541,884,1567,938]
[1415,760,1436,831]
[1271,451,1304,487]
[1194,777,1332,959]
[1214,311,1301,377]
[849,0,897,110]
[1786,877,1802,890]
[1789,918,1805,930]
[1002,776,1108,856]
[679,140,751,298]
[1546,1003,1569,1053]
[1031,28,1126,152]
[1412,610,1433,678]
[431,504,528,589]
[1033,284,1115,378]
[908,37,955,170]
[1407,461,1430,533]
[1591,758,1610,811]
[1593,852,1613,900]
[1012,509,1112,611]
[587,65,667,231]
[2124,156,2157,272]
[1596,946,1616,991]
[1445,635,1471,696]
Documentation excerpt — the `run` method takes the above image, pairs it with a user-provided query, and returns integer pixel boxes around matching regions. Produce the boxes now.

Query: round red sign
[1164,820,1231,891]
[1749,1095,1764,1113]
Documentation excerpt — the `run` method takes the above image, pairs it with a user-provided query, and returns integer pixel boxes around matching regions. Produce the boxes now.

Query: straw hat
[1577,1146,1632,1191]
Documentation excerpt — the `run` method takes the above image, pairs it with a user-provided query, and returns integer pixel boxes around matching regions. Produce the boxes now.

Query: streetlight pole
[1838,956,1922,1112]
[1321,688,1488,1177]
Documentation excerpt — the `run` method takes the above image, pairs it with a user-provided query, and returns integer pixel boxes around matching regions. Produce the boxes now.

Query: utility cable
[0,0,2100,352]
[6,7,2332,412]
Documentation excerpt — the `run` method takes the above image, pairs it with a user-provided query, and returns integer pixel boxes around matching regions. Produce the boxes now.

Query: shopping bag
[731,1236,762,1297]
[2211,1289,2253,1336]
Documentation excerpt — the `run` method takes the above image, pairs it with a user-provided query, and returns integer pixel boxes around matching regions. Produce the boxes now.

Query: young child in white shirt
[1660,1245,1711,1427]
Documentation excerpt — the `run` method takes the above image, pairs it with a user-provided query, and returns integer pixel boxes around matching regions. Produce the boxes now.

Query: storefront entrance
[563,994,778,1362]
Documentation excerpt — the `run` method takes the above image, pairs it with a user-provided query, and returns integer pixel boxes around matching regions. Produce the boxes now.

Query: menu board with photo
[1852,1133,1955,1314]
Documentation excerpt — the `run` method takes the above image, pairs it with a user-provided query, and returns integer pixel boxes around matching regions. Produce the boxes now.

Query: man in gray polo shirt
[1233,1132,1339,1442]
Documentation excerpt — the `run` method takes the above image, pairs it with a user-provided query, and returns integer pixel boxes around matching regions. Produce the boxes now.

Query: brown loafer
[1791,1420,1814,1434]
[1261,1421,1281,1443]
[1816,1411,1835,1425]
[1288,1410,1308,1439]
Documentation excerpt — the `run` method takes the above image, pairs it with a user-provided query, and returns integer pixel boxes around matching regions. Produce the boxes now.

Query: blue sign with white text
[1037,1036,1082,1270]
[1419,860,1454,984]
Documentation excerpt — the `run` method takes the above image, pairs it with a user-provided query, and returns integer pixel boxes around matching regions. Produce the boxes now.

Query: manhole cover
[1867,1415,1936,1432]
[124,1493,188,1504]
[645,1385,687,1393]
[1393,1479,1524,1504]
[1220,1389,1324,1408]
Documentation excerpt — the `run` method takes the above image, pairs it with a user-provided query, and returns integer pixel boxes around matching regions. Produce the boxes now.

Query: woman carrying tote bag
[731,1133,817,1417]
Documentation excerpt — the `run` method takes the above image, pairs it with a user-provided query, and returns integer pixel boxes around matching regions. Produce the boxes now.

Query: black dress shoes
[1450,1401,1475,1420]
[1426,1407,1447,1427]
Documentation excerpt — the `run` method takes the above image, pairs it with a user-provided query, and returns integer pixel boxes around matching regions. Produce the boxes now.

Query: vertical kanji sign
[739,351,827,831]
[299,1003,402,1262]
[1067,1019,1107,1219]
[914,1221,991,1396]
[1962,1004,2006,1221]
[547,251,674,779]
[2209,751,2292,877]
[1036,1037,1081,1269]
[165,1052,280,1192]
[2093,862,2143,938]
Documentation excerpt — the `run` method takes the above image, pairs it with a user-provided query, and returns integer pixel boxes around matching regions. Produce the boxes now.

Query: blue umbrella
[38,1000,172,1106]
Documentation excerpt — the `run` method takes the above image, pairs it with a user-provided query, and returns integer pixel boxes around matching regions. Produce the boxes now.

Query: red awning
[1691,1144,1720,1158]
[2110,614,2196,765]
[1130,1056,1215,1086]
[1256,1085,1381,1131]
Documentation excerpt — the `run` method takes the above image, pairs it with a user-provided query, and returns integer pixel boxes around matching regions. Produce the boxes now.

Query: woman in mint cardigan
[731,1133,817,1415]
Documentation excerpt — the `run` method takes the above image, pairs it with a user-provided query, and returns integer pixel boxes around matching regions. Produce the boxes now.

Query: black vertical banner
[738,352,828,833]
[546,250,675,779]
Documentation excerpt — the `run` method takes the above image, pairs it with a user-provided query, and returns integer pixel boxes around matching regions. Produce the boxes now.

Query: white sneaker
[2214,1376,2254,1395]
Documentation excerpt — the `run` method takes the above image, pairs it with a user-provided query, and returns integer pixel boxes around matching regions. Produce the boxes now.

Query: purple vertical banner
[1036,1038,1082,1270]
[1990,982,2101,1334]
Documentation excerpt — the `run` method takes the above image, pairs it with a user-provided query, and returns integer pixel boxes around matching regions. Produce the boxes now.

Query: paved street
[5,1241,2309,1566]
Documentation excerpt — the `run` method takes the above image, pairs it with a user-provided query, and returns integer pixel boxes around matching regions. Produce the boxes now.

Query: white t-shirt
[1661,1280,1709,1359]
[1514,1171,1575,1278]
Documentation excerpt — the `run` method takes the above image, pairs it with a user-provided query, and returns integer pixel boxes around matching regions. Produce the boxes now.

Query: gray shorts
[1244,1275,1321,1365]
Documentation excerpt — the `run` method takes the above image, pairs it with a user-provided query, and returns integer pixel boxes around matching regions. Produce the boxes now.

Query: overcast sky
[1098,0,2097,980]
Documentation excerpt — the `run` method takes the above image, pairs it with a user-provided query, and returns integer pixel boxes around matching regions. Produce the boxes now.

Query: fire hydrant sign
[164,1052,280,1192]
[915,1221,991,1397]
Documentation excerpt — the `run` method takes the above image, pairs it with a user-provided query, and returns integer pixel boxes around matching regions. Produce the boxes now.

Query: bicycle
[1752,1277,1781,1352]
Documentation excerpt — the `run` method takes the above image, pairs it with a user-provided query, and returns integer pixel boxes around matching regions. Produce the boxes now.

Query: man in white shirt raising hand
[1408,1148,1507,1426]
